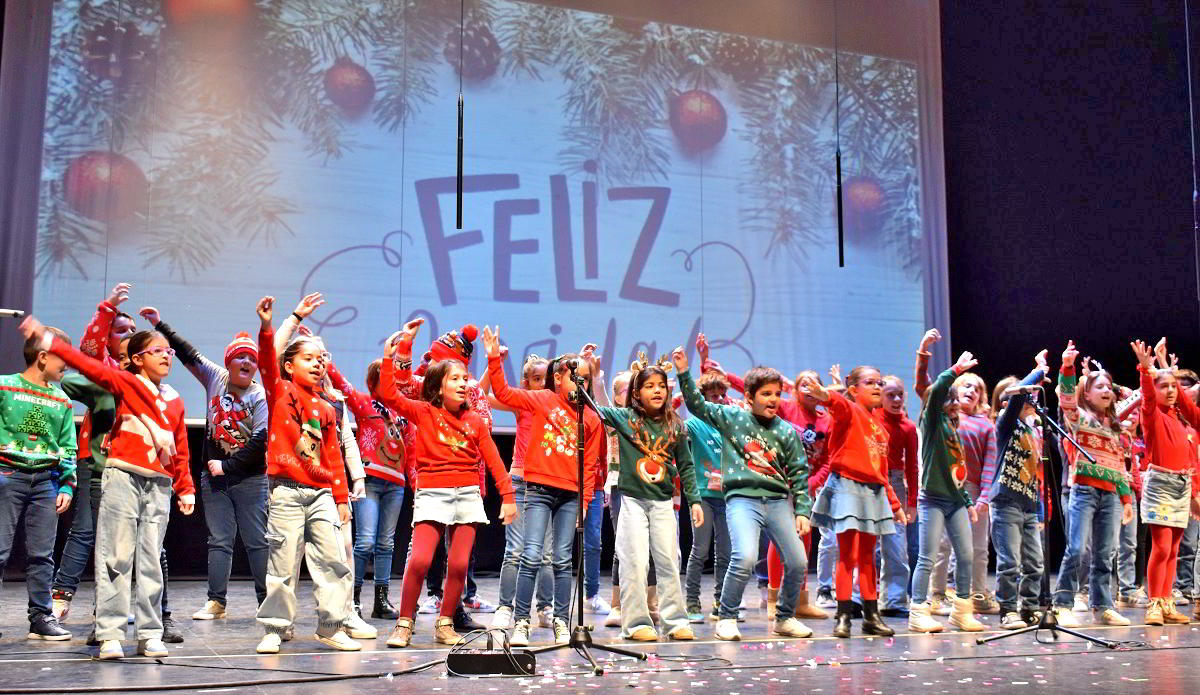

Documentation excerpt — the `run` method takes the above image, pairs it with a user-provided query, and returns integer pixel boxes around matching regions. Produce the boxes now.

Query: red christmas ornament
[839,174,887,242]
[162,0,253,28]
[444,22,501,81]
[324,57,375,117]
[62,151,149,222]
[668,89,727,152]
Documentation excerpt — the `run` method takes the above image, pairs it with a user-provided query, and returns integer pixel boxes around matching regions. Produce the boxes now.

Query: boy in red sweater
[484,326,604,646]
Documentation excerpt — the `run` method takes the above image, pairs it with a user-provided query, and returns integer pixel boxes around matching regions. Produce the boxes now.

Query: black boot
[833,601,853,639]
[161,613,184,643]
[861,599,895,637]
[453,604,484,632]
[353,584,363,617]
[372,584,399,620]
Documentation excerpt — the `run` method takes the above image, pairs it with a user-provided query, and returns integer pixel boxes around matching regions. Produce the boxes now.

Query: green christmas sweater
[918,368,972,508]
[596,406,700,505]
[0,373,77,495]
[60,373,116,474]
[679,369,811,517]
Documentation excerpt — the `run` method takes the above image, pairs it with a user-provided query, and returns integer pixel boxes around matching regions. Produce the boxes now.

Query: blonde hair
[952,372,989,416]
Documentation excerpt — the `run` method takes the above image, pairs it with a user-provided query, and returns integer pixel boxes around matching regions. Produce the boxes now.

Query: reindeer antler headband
[629,351,674,376]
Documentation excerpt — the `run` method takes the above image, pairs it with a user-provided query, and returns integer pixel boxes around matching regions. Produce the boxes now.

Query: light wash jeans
[1117,512,1139,598]
[719,495,806,619]
[1173,518,1199,595]
[912,493,973,605]
[1053,485,1120,610]
[616,496,689,636]
[879,469,911,609]
[514,483,578,621]
[989,503,1043,613]
[352,477,405,588]
[685,496,730,609]
[817,524,837,594]
[497,477,553,610]
[94,467,171,641]
[931,480,990,596]
[201,471,269,604]
[53,463,102,596]
[257,483,352,637]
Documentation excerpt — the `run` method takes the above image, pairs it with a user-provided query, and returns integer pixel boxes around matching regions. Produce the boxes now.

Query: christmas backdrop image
[35,0,939,422]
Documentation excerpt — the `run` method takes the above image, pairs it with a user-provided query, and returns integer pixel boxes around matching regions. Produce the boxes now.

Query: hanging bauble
[444,21,501,81]
[82,20,155,88]
[162,0,254,29]
[62,151,149,222]
[324,57,376,117]
[840,174,887,242]
[713,35,764,81]
[668,89,728,152]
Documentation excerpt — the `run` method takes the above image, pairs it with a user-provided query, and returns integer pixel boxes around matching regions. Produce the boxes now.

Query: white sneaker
[316,630,362,651]
[552,617,570,644]
[1172,588,1190,605]
[585,595,612,614]
[1000,612,1027,630]
[491,606,514,630]
[538,605,554,628]
[773,617,813,638]
[714,618,741,641]
[603,607,622,627]
[256,633,282,654]
[51,591,71,622]
[137,638,168,657]
[463,595,498,613]
[1073,593,1089,613]
[1096,608,1131,626]
[510,618,531,647]
[98,640,123,660]
[344,612,378,639]
[815,589,837,609]
[191,600,226,620]
[1054,607,1082,627]
[418,595,442,614]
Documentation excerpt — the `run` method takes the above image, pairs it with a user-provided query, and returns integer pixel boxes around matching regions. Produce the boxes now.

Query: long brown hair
[1079,369,1121,434]
[628,365,682,437]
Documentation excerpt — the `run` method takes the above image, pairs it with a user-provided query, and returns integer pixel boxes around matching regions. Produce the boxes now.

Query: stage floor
[0,578,1189,694]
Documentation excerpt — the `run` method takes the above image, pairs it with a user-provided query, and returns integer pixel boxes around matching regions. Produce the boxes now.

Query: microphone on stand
[0,309,26,319]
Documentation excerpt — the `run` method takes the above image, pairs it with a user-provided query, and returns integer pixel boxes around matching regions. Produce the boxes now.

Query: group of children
[3,284,1200,658]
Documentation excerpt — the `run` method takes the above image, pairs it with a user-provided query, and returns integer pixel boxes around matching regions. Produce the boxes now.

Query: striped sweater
[1057,366,1132,503]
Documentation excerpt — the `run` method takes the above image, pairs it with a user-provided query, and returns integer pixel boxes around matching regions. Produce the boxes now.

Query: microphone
[0,309,26,319]
[1003,384,1043,396]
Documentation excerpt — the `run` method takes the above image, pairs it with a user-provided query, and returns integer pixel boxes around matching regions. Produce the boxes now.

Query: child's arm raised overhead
[79,282,131,361]
[483,326,542,412]
[140,306,220,388]
[923,350,977,421]
[674,345,730,429]
[256,297,281,404]
[376,320,432,422]
[22,316,130,395]
[1152,338,1200,429]
[273,292,324,354]
[913,328,940,400]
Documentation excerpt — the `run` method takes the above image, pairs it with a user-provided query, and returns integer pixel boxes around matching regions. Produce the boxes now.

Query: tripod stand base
[531,626,648,675]
[976,607,1120,649]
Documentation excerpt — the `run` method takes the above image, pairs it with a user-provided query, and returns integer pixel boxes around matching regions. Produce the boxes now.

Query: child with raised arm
[375,319,516,647]
[0,326,77,641]
[484,327,604,646]
[139,306,270,620]
[683,370,734,623]
[907,351,986,633]
[592,353,702,641]
[21,314,194,659]
[675,346,815,642]
[1131,338,1200,625]
[251,297,359,654]
[802,367,905,638]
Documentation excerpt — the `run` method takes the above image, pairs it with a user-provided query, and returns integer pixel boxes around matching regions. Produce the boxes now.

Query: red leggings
[833,530,878,601]
[767,534,812,590]
[397,522,477,619]
[1147,524,1186,599]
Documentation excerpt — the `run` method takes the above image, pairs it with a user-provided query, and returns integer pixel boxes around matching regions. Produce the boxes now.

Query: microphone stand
[528,365,647,674]
[977,398,1119,649]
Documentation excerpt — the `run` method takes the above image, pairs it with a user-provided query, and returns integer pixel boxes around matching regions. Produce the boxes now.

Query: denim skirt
[411,485,488,526]
[1140,467,1191,529]
[812,472,897,536]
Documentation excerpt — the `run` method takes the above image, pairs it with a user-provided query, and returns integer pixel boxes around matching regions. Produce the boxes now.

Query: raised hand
[18,315,46,342]
[1154,337,1169,369]
[383,331,403,358]
[138,306,161,326]
[482,325,502,359]
[953,351,978,373]
[1130,339,1155,369]
[919,328,942,353]
[256,296,274,327]
[829,363,843,386]
[1062,340,1079,368]
[292,292,324,319]
[580,342,600,372]
[1034,349,1049,376]
[671,345,689,373]
[696,333,710,362]
[797,373,830,402]
[106,282,132,307]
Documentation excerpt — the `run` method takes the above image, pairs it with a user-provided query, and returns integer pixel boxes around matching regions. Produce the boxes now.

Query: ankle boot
[353,585,363,616]
[794,589,829,620]
[372,584,399,620]
[766,586,779,621]
[833,600,853,638]
[861,599,894,637]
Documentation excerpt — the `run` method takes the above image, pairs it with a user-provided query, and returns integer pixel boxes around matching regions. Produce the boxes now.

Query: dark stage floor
[0,578,1192,694]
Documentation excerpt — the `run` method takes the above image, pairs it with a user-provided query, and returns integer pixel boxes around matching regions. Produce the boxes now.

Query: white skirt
[411,485,488,526]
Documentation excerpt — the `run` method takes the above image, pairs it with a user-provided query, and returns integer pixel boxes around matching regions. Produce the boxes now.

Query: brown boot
[794,589,829,620]
[1163,599,1191,625]
[434,616,464,645]
[386,617,414,648]
[766,587,779,621]
[1145,598,1165,626]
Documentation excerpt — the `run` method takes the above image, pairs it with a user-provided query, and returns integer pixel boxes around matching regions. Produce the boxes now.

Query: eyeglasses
[134,346,175,358]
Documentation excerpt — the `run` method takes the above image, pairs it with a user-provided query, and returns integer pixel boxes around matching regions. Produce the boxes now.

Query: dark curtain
[0,0,52,373]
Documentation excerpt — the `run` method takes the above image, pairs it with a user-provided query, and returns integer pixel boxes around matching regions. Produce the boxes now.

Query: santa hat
[428,324,478,365]
[224,332,258,365]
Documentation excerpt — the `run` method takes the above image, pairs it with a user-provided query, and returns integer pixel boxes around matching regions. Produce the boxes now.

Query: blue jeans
[990,503,1043,613]
[498,478,553,610]
[352,477,405,589]
[817,526,837,593]
[0,469,58,620]
[912,493,972,604]
[54,463,102,594]
[1118,510,1139,598]
[879,469,911,609]
[201,472,270,604]
[515,483,579,621]
[719,495,806,619]
[584,489,604,598]
[1174,518,1199,595]
[1053,485,1120,610]
[685,496,730,608]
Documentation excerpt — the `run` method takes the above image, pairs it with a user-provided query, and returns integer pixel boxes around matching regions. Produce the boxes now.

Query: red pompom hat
[427,324,478,366]
[224,331,258,365]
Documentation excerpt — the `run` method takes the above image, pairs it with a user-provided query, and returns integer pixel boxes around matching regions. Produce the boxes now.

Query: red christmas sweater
[824,391,901,512]
[1139,364,1200,492]
[487,355,602,501]
[328,362,413,486]
[378,358,514,502]
[876,408,919,508]
[75,300,123,467]
[49,337,194,502]
[258,326,349,504]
